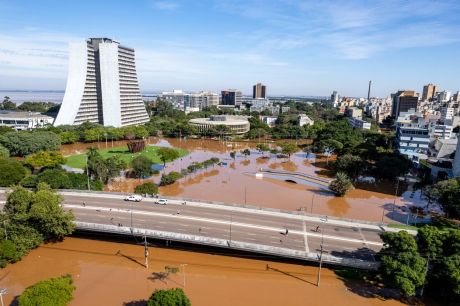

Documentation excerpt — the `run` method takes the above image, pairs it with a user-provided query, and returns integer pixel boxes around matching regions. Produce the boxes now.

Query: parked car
[125,195,142,202]
[155,199,168,205]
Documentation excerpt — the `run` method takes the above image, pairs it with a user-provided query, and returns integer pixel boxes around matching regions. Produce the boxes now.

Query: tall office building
[422,83,438,101]
[54,38,149,127]
[391,90,419,117]
[253,83,266,99]
[221,89,242,106]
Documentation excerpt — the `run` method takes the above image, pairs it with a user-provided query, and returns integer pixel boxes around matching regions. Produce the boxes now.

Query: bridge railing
[75,221,379,270]
[258,168,333,183]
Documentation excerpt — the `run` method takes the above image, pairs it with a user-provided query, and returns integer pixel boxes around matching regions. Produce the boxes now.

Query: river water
[0,237,408,306]
[61,137,408,223]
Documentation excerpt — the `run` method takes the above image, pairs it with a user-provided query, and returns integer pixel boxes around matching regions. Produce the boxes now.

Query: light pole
[180,264,188,288]
[316,229,327,287]
[310,193,315,214]
[0,288,7,306]
[391,177,401,221]
[85,154,91,191]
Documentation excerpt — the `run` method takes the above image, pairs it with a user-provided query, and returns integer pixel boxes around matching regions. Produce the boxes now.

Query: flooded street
[0,237,407,306]
[61,138,408,223]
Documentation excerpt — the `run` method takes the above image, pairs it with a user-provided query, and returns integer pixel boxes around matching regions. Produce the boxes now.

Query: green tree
[28,183,75,240]
[157,147,180,166]
[105,155,127,178]
[256,143,270,156]
[24,151,65,169]
[426,177,460,219]
[18,275,75,306]
[59,131,79,144]
[241,148,251,159]
[0,158,27,187]
[131,156,153,178]
[0,131,60,157]
[334,154,364,178]
[147,288,191,306]
[374,155,411,180]
[417,225,445,258]
[0,144,9,158]
[329,172,352,196]
[0,240,19,267]
[36,169,72,189]
[160,171,183,186]
[432,254,460,298]
[378,231,427,297]
[134,182,158,195]
[1,96,17,110]
[277,142,298,159]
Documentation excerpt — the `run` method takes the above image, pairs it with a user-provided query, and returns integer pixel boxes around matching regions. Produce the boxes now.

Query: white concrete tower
[54,38,149,127]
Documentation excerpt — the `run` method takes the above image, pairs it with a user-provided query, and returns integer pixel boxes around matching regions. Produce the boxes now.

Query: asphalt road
[0,191,384,261]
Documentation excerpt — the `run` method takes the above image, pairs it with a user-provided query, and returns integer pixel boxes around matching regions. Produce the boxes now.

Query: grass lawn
[65,145,188,169]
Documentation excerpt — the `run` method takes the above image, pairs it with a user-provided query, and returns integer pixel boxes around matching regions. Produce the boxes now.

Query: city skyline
[1,1,460,97]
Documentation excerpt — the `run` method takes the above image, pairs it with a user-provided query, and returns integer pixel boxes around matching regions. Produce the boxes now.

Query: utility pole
[0,288,7,306]
[144,234,149,269]
[180,264,188,288]
[316,230,326,287]
[86,154,91,191]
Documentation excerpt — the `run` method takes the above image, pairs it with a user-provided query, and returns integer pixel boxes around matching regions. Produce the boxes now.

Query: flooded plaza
[61,137,411,224]
[0,237,410,306]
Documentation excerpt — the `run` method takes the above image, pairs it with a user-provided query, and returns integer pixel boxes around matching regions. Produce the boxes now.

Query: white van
[125,195,142,202]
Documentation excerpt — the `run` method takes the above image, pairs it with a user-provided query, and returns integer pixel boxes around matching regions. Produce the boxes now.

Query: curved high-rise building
[54,38,149,127]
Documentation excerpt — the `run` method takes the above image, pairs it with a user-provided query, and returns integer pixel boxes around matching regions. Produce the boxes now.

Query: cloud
[151,1,179,10]
[217,0,460,59]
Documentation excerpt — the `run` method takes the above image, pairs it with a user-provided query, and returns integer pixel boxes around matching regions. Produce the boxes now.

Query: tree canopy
[147,288,191,306]
[18,275,75,306]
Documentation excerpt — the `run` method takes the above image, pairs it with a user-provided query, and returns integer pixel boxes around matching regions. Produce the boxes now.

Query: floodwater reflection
[0,237,409,306]
[61,138,408,223]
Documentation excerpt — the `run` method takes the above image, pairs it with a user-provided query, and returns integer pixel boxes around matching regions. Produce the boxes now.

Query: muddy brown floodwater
[60,138,407,223]
[0,237,408,306]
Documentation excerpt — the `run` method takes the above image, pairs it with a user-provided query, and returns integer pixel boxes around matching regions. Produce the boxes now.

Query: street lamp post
[316,229,327,287]
[180,264,188,288]
[85,154,91,191]
[391,177,401,221]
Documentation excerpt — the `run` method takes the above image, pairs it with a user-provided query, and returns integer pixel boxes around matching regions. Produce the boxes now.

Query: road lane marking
[66,204,383,246]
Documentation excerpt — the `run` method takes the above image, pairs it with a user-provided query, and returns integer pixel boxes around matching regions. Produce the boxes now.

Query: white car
[155,199,168,205]
[125,195,142,202]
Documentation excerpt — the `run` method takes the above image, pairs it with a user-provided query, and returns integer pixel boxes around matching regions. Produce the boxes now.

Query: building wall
[54,38,149,127]
[54,42,89,126]
[453,134,460,177]
[99,42,122,127]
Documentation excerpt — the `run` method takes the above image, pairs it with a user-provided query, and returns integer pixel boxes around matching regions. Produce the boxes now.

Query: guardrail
[1,187,388,227]
[75,221,379,270]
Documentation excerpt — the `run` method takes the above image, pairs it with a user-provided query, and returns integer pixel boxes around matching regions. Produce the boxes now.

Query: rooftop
[0,110,54,119]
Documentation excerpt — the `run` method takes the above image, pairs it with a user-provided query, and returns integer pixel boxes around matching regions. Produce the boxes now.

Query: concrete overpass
[0,189,390,270]
[257,169,332,188]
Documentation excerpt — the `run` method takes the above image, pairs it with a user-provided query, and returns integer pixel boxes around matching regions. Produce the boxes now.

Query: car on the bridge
[154,199,168,205]
[125,195,142,202]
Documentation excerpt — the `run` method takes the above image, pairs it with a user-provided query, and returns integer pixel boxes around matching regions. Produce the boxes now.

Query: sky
[0,0,460,97]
